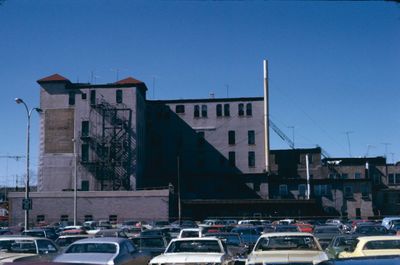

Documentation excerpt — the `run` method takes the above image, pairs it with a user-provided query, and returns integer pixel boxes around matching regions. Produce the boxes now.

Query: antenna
[344,131,354,157]
[365,144,375,157]
[287,126,295,148]
[111,68,120,82]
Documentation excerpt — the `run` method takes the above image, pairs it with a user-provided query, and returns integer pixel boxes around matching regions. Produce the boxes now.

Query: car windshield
[0,239,37,253]
[166,240,222,253]
[22,231,45,237]
[66,243,117,254]
[254,236,319,251]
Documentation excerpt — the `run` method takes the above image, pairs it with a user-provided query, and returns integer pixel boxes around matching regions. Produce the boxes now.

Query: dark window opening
[90,90,96,105]
[224,104,230,116]
[248,151,255,167]
[81,180,89,191]
[216,104,222,117]
[84,215,93,221]
[81,93,87,100]
[228,151,236,167]
[116,90,123,103]
[176,105,185,114]
[36,215,45,223]
[68,92,75,105]
[248,130,255,145]
[81,121,89,137]
[238,103,244,116]
[109,215,118,223]
[201,105,207,117]
[246,103,252,116]
[228,130,235,145]
[194,105,200,118]
[81,144,89,162]
[60,215,69,222]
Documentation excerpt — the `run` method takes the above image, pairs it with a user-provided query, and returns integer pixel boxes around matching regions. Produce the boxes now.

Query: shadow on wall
[143,102,261,200]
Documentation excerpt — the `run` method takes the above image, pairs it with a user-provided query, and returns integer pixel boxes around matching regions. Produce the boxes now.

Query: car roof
[171,237,220,242]
[0,235,47,240]
[69,237,128,243]
[357,235,400,242]
[259,232,314,238]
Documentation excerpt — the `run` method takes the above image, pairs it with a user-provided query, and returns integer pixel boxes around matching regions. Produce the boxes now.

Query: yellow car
[338,236,400,258]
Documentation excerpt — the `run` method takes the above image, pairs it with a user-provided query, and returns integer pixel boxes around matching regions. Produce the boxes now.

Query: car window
[66,243,117,253]
[363,240,400,250]
[255,236,319,251]
[37,239,58,253]
[8,240,37,253]
[166,240,222,253]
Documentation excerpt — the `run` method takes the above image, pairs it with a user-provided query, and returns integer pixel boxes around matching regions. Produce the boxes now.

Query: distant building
[7,74,400,225]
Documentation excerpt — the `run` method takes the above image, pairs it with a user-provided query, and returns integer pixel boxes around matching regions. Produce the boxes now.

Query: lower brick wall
[8,190,170,226]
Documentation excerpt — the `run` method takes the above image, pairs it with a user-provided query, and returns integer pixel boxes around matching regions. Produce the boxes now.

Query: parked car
[325,234,360,259]
[55,234,93,249]
[95,229,129,238]
[318,255,400,265]
[203,232,249,262]
[353,224,388,236]
[230,226,261,249]
[148,237,234,265]
[313,225,342,249]
[177,228,203,238]
[245,232,328,265]
[338,236,400,258]
[273,225,300,233]
[22,228,59,241]
[0,236,59,263]
[381,216,400,230]
[131,235,168,258]
[294,223,314,233]
[53,237,150,265]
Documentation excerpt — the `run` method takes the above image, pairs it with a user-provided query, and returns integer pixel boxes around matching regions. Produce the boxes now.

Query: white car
[178,228,203,238]
[246,232,328,265]
[149,237,234,265]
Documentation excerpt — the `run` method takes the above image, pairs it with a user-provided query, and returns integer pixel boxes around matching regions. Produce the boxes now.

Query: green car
[325,234,359,259]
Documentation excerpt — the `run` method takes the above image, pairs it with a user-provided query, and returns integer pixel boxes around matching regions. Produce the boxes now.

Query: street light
[15,98,42,231]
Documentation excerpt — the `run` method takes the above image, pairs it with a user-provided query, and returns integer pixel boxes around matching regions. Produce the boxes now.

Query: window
[81,121,89,137]
[224,104,230,116]
[361,185,369,199]
[116,89,123,103]
[216,104,222,117]
[81,93,87,100]
[60,215,69,222]
[248,130,255,145]
[389,174,400,185]
[109,215,118,223]
[248,151,255,167]
[90,90,96,105]
[315,185,329,196]
[81,144,89,162]
[341,173,348,179]
[279,184,288,196]
[388,174,395,184]
[36,215,45,223]
[238,103,244,116]
[68,91,75,105]
[194,105,200,118]
[228,151,235,167]
[228,130,235,145]
[81,180,89,191]
[396,174,400,184]
[344,186,353,198]
[175,105,185,114]
[246,103,252,116]
[355,172,362,179]
[84,215,93,222]
[201,105,207,117]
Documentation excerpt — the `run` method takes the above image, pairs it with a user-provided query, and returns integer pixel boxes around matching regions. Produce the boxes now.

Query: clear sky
[0,1,399,187]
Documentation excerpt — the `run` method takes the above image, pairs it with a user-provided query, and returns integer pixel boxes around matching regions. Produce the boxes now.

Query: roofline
[148,97,264,104]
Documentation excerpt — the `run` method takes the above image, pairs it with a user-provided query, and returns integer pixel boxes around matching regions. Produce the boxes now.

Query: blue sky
[0,1,399,186]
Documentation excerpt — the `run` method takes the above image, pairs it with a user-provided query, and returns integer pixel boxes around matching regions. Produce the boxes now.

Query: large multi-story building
[7,73,400,225]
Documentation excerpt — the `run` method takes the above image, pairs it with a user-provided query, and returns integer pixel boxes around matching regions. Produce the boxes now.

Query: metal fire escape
[81,99,135,191]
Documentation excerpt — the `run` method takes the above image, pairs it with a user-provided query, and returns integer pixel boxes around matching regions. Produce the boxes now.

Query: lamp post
[15,98,42,231]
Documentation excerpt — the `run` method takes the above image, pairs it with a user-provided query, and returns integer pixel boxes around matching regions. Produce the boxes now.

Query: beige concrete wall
[8,189,169,226]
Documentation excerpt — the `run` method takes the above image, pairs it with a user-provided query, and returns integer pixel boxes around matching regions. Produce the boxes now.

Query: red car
[295,223,314,233]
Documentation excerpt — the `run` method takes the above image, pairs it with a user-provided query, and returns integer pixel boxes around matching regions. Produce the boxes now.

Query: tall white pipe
[263,60,270,172]
[306,154,310,200]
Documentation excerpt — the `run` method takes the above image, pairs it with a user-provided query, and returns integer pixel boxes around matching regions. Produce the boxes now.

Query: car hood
[0,253,36,263]
[247,250,328,264]
[150,253,224,263]
[54,253,116,264]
